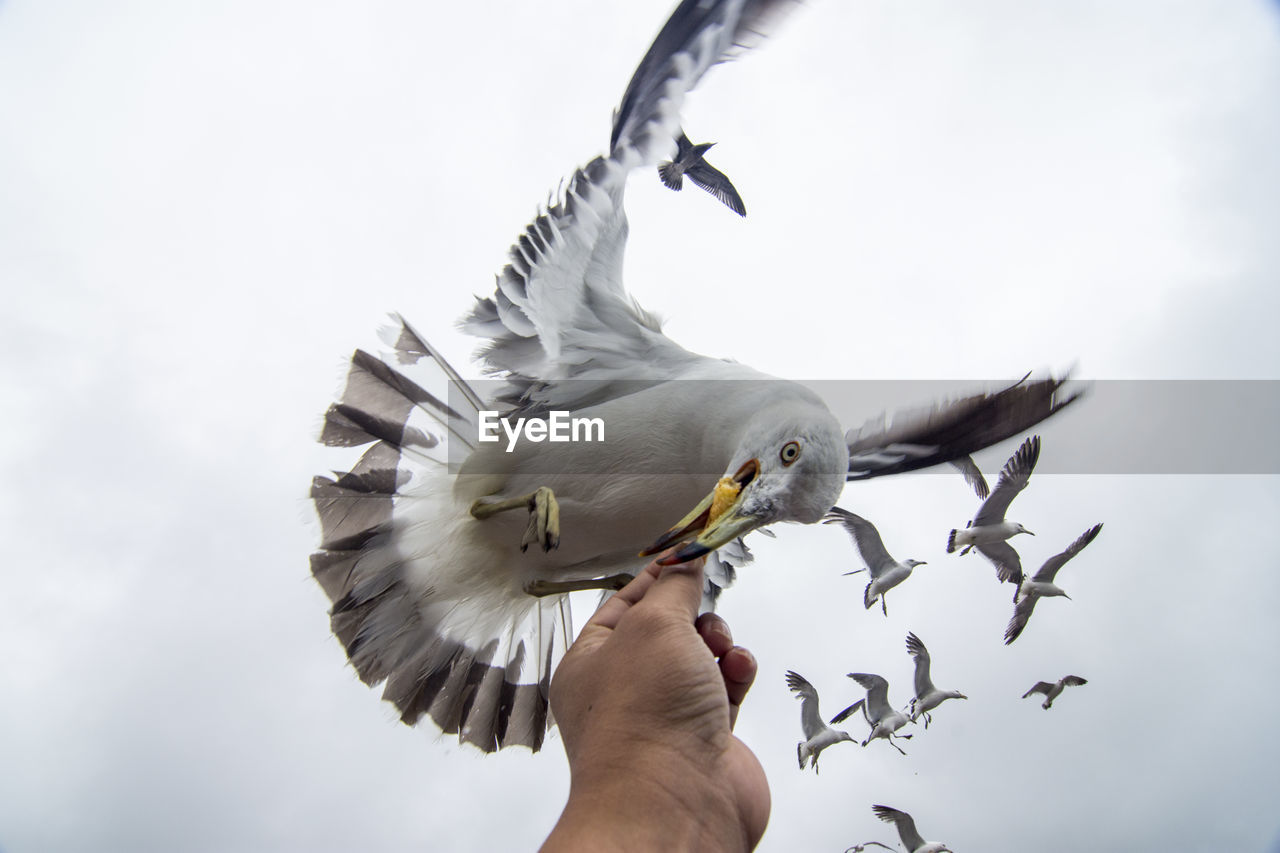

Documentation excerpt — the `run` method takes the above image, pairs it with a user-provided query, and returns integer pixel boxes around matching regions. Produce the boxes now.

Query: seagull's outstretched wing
[975,539,1024,585]
[1032,523,1104,583]
[462,2,801,416]
[785,670,825,740]
[1004,595,1040,645]
[845,376,1077,482]
[830,697,865,726]
[849,672,893,719]
[612,0,802,151]
[972,435,1040,526]
[871,805,927,852]
[1022,681,1055,698]
[685,155,747,216]
[905,632,934,699]
[950,454,991,499]
[1062,675,1088,687]
[824,507,896,578]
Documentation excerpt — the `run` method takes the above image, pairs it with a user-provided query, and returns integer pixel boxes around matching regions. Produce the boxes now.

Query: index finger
[583,554,706,632]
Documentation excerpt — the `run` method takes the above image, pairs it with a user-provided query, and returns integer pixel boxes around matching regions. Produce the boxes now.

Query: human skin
[540,557,770,852]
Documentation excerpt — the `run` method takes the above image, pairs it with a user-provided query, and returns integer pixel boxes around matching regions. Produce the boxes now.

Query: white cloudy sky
[2,1,1279,851]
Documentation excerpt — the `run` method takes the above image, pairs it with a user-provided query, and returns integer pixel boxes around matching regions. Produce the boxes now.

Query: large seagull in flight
[310,0,1079,752]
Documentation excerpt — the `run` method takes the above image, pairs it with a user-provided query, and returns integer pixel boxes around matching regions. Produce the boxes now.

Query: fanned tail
[311,317,569,752]
[658,161,684,190]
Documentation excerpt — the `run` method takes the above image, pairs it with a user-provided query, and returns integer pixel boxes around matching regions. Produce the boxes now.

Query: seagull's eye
[780,441,801,466]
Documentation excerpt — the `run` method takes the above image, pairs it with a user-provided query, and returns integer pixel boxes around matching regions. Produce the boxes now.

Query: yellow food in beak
[708,476,740,526]
[640,459,762,564]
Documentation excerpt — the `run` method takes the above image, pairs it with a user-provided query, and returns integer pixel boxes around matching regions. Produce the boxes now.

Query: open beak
[640,458,762,565]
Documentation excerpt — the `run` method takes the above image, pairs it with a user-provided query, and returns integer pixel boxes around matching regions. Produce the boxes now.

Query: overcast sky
[2,1,1279,851]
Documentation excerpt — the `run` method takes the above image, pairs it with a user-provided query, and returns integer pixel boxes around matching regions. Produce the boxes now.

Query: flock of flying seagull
[309,1,1104,849]
[787,436,1104,850]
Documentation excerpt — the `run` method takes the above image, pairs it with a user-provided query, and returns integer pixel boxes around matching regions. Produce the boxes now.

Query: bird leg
[924,712,932,729]
[888,737,908,756]
[523,573,634,597]
[470,486,560,552]
[881,594,888,617]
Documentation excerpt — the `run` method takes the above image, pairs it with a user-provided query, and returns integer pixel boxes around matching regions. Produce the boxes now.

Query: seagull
[832,673,913,755]
[843,844,895,852]
[1022,675,1088,709]
[904,632,966,728]
[657,131,747,216]
[823,508,925,616]
[946,434,1042,588]
[310,0,1080,752]
[1004,523,1103,644]
[785,671,855,773]
[871,805,953,853]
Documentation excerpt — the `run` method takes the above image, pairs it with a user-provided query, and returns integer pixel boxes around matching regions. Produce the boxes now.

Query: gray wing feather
[950,454,990,499]
[829,697,864,726]
[1023,681,1055,698]
[871,805,927,852]
[785,670,825,739]
[974,539,1024,585]
[973,435,1040,526]
[846,376,1078,481]
[849,672,892,718]
[686,159,747,216]
[611,0,803,151]
[824,507,896,578]
[1063,675,1088,687]
[466,1,802,413]
[1004,596,1039,645]
[905,632,933,698]
[1033,523,1103,583]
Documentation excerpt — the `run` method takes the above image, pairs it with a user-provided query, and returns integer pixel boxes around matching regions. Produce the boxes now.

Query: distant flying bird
[1004,523,1104,644]
[785,670,855,773]
[832,673,914,755]
[824,507,926,616]
[904,632,967,728]
[843,844,894,852]
[1022,675,1088,709]
[947,434,1042,587]
[871,805,954,853]
[657,131,747,216]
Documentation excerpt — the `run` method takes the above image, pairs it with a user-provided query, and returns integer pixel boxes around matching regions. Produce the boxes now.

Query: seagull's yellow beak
[640,458,762,565]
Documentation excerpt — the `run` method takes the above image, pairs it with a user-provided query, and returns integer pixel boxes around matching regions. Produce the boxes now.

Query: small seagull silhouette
[658,131,747,216]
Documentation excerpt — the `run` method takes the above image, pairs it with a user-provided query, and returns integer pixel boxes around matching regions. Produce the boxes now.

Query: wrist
[544,741,750,852]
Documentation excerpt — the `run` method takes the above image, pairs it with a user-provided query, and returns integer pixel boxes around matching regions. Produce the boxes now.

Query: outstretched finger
[581,554,705,636]
[582,560,662,634]
[634,557,705,625]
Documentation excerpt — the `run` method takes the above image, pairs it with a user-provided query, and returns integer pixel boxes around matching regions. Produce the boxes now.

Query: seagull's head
[949,690,968,701]
[904,559,927,569]
[1014,523,1035,537]
[642,398,846,564]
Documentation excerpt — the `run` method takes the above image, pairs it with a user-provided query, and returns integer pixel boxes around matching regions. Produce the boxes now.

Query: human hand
[541,557,770,852]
